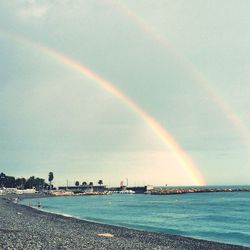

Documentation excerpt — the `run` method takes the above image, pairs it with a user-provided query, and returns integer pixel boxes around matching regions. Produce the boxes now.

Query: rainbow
[110,1,250,147]
[0,30,206,186]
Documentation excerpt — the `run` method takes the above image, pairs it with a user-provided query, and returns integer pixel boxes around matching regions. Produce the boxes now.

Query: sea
[21,186,250,247]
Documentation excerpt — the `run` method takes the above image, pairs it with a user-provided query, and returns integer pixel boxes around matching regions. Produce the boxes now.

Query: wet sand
[0,194,249,250]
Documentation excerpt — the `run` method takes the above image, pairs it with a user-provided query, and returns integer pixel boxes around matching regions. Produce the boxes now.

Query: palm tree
[82,181,87,186]
[98,180,103,186]
[89,182,93,187]
[75,181,79,186]
[48,172,54,190]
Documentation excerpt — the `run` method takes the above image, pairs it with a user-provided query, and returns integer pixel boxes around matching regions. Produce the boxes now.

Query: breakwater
[149,187,250,195]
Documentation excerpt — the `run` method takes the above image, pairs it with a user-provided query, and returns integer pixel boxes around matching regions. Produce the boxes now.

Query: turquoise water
[21,191,250,247]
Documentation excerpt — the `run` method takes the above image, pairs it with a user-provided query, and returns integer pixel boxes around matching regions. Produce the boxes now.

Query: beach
[0,195,249,250]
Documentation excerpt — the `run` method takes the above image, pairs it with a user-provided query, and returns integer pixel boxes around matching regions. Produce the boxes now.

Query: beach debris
[97,233,114,238]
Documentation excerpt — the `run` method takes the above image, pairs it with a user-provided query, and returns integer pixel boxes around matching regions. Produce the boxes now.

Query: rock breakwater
[149,187,250,195]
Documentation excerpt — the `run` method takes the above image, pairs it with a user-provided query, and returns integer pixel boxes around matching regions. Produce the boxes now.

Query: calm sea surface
[21,189,250,247]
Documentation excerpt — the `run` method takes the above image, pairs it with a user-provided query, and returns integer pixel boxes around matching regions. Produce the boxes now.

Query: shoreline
[0,194,249,249]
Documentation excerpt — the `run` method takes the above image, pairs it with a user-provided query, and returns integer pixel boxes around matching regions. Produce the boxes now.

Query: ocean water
[21,190,250,247]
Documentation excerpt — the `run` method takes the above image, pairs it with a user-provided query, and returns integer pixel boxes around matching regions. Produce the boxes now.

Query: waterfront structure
[0,188,36,195]
[58,185,107,193]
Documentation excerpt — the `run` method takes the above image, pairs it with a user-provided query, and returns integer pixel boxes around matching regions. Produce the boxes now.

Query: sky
[0,0,249,186]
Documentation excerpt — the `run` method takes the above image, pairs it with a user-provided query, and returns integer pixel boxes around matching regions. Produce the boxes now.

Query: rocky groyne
[149,187,250,195]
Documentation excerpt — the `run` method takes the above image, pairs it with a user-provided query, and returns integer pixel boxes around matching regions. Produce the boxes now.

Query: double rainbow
[0,31,206,186]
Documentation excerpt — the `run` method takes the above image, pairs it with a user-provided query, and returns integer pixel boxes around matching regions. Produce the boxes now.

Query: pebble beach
[0,194,249,250]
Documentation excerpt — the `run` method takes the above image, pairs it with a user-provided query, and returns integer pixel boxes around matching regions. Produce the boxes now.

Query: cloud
[19,5,48,18]
[10,0,51,19]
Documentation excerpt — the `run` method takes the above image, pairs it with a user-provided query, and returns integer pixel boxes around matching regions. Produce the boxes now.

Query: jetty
[148,187,250,195]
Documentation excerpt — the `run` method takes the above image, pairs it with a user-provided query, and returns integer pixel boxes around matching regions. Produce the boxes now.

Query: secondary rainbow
[0,31,206,186]
[110,0,250,148]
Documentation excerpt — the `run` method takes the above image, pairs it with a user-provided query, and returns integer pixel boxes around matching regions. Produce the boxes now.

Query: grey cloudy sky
[0,0,249,186]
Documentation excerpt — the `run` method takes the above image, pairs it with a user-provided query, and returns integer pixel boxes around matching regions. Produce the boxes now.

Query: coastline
[0,194,249,250]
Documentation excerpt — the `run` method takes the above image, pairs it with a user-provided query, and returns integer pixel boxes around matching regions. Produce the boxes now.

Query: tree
[0,172,7,187]
[4,176,15,188]
[75,181,79,186]
[16,177,26,189]
[24,176,45,190]
[98,180,103,186]
[0,172,48,190]
[89,182,93,186]
[35,177,45,191]
[82,181,87,186]
[0,172,6,178]
[48,172,54,190]
[25,176,36,189]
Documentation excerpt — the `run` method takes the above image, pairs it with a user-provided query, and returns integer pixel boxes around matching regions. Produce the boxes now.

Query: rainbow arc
[110,1,250,148]
[0,30,206,186]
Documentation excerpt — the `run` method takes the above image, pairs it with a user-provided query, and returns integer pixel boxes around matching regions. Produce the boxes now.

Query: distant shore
[0,194,249,250]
